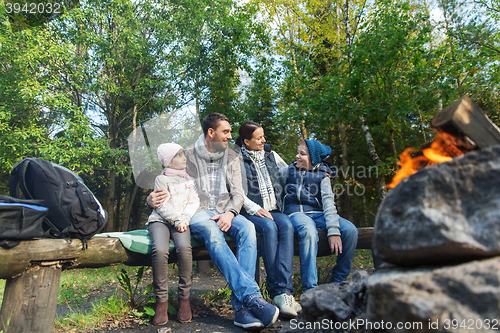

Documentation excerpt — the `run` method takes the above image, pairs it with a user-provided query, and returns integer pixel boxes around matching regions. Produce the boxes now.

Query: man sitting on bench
[147,113,279,330]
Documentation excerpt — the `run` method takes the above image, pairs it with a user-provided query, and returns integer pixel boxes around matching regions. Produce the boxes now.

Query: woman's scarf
[241,145,276,211]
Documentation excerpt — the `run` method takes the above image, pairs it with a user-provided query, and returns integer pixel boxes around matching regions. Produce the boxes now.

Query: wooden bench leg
[0,263,62,333]
[197,260,212,273]
[255,256,261,286]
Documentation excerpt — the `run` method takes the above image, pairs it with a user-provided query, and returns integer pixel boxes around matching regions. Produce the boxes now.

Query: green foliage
[1,0,500,228]
[116,266,153,309]
[0,0,268,230]
[199,284,232,303]
[259,279,271,303]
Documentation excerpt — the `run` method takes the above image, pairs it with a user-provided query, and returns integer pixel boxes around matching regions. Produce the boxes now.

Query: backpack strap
[0,239,21,249]
[74,182,92,217]
[9,158,31,199]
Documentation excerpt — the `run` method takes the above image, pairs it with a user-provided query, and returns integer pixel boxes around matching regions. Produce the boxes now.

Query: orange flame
[387,133,464,188]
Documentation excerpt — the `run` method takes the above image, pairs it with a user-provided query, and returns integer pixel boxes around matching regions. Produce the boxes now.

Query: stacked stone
[367,145,500,332]
[281,146,500,333]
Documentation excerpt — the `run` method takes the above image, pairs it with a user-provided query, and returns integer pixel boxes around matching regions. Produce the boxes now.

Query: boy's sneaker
[248,297,279,327]
[272,293,297,318]
[234,308,264,330]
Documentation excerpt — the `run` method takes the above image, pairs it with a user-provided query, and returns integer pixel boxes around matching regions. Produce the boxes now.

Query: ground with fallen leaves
[58,251,374,333]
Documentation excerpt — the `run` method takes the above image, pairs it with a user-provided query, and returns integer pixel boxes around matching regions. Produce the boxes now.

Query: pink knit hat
[157,143,183,167]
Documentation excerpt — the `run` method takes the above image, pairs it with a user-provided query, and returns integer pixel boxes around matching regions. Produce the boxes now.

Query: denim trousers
[189,210,261,311]
[244,212,294,298]
[148,221,192,302]
[290,213,358,291]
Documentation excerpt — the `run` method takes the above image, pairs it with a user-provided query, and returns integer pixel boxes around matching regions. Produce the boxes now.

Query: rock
[280,270,370,333]
[374,145,500,267]
[365,257,500,332]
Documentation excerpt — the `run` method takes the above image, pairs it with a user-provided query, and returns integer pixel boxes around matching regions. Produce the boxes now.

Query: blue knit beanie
[304,139,332,166]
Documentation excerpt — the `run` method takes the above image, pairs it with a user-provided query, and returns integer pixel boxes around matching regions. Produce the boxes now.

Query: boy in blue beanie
[283,138,358,290]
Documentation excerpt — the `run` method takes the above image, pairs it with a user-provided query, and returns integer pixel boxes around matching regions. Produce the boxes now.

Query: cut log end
[431,95,500,149]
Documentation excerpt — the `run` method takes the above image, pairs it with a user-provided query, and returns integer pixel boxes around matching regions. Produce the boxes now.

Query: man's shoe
[177,297,192,323]
[290,294,302,313]
[153,300,169,325]
[272,293,297,318]
[234,308,264,330]
[248,297,279,327]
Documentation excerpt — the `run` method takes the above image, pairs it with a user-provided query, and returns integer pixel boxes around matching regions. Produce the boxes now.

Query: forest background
[1,0,499,232]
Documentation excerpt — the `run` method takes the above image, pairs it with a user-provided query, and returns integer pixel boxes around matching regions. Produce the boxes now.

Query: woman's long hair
[235,121,262,147]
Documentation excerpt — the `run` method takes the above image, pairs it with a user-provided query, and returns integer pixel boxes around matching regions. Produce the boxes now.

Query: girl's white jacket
[147,174,200,226]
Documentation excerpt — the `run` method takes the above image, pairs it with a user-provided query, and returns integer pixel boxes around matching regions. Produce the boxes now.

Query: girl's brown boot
[153,300,169,325]
[177,298,192,323]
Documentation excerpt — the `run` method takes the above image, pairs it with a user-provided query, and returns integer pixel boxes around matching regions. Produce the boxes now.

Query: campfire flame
[387,132,464,188]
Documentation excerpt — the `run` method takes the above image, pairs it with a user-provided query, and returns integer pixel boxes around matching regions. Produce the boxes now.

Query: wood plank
[431,95,500,149]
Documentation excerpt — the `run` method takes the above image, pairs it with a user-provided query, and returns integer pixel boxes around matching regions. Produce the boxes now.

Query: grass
[54,265,155,332]
[2,265,155,332]
[58,266,125,306]
[55,295,130,332]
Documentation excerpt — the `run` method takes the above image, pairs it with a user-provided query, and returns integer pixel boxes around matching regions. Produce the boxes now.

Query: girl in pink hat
[147,143,199,325]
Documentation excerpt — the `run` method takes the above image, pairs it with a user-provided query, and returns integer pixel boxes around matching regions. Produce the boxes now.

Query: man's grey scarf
[194,134,229,197]
[241,145,276,211]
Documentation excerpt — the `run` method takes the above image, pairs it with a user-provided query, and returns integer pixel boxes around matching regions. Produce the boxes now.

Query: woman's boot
[153,300,169,325]
[177,297,192,323]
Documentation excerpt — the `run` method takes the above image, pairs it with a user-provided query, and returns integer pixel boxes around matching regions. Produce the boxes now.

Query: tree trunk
[362,193,369,227]
[361,118,387,199]
[339,122,354,221]
[129,189,148,230]
[122,178,139,232]
[285,6,308,140]
[343,0,353,65]
[105,169,116,232]
[390,127,399,170]
[115,176,122,231]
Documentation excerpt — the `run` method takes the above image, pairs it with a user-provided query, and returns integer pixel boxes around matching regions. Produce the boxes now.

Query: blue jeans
[244,212,294,298]
[189,210,261,311]
[290,213,358,291]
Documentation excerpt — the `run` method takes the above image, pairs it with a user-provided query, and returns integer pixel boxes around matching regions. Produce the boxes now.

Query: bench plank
[0,227,373,279]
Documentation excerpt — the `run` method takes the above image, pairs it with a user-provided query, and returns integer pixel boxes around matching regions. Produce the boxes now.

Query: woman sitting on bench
[235,121,302,318]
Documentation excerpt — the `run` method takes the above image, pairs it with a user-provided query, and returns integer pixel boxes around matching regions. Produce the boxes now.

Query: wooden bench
[0,227,373,333]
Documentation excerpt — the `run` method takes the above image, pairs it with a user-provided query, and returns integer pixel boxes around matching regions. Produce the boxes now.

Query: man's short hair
[202,113,230,136]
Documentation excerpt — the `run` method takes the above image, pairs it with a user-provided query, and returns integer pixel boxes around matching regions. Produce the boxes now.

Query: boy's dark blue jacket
[283,161,335,215]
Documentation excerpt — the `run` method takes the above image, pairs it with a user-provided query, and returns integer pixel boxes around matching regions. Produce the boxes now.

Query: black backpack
[9,158,108,248]
[0,195,48,248]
